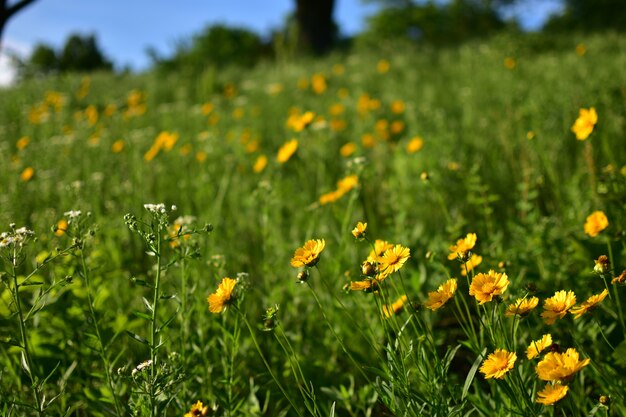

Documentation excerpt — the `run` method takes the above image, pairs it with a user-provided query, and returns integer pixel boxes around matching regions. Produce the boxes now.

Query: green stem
[150,233,162,417]
[607,241,626,336]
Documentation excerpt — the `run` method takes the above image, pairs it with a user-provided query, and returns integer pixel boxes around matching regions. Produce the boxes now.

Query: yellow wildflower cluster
[144,131,179,161]
[319,175,359,205]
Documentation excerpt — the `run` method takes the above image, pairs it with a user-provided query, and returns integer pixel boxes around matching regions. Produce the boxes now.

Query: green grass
[1,31,625,416]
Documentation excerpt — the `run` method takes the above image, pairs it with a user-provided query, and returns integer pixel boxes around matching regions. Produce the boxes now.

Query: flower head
[448,233,477,261]
[469,270,509,304]
[351,222,367,239]
[612,270,626,285]
[570,289,608,319]
[290,239,326,268]
[536,384,569,405]
[480,349,517,379]
[349,279,379,292]
[424,279,457,311]
[536,348,590,382]
[208,277,238,313]
[461,254,482,276]
[378,244,410,277]
[584,211,608,237]
[571,107,597,140]
[20,167,35,182]
[505,297,539,317]
[541,290,576,325]
[593,255,610,275]
[527,334,553,360]
[185,400,209,417]
[253,155,268,173]
[367,240,394,263]
[382,295,408,318]
[277,139,298,163]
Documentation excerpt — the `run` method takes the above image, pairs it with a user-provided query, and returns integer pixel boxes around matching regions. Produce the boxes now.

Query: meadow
[1,32,626,416]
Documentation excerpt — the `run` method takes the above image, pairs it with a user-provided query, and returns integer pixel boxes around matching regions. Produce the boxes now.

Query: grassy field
[1,31,626,416]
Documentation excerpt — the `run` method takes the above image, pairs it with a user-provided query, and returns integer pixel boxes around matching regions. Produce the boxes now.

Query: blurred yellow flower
[290,239,326,268]
[448,233,477,261]
[526,334,552,359]
[16,136,30,150]
[20,167,35,182]
[185,400,209,417]
[55,219,68,237]
[253,155,268,173]
[424,278,457,311]
[575,43,586,56]
[469,270,509,304]
[377,59,390,73]
[536,384,568,405]
[382,295,408,318]
[111,140,125,153]
[406,137,424,153]
[480,349,516,379]
[329,103,345,116]
[571,107,597,140]
[390,100,405,114]
[570,289,608,319]
[330,119,347,132]
[85,105,98,127]
[351,221,367,239]
[208,277,237,313]
[503,57,516,70]
[536,348,589,382]
[311,73,327,94]
[460,254,482,276]
[541,290,576,325]
[584,210,608,237]
[340,142,357,157]
[361,133,376,148]
[277,139,298,163]
[201,102,214,115]
[337,175,358,192]
[505,296,539,317]
[195,151,208,163]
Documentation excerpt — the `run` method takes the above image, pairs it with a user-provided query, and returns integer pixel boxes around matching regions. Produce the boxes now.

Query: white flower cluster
[143,203,166,214]
[173,215,196,226]
[0,227,35,248]
[131,359,152,376]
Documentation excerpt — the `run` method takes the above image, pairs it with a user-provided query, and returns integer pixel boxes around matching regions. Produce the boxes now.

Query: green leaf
[462,348,486,401]
[132,311,153,321]
[125,331,149,346]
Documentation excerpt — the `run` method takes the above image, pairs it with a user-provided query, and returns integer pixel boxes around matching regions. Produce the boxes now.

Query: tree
[58,33,112,72]
[294,0,337,54]
[0,0,38,53]
[27,42,56,73]
[545,0,626,32]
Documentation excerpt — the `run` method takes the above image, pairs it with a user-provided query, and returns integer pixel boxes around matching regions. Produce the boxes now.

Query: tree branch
[5,0,38,19]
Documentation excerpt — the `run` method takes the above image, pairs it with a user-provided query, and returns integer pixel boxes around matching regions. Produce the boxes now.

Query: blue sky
[1,0,563,85]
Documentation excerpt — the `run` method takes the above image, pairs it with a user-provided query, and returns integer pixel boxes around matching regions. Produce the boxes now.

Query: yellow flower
[185,400,209,417]
[584,210,608,237]
[196,151,207,163]
[378,244,410,276]
[570,289,608,319]
[351,222,367,239]
[337,175,358,192]
[16,136,30,150]
[390,120,405,134]
[367,240,395,263]
[503,57,516,70]
[571,107,597,140]
[290,239,326,268]
[55,219,69,237]
[319,190,343,205]
[575,43,586,56]
[277,139,298,163]
[20,167,35,182]
[311,73,327,94]
[448,233,477,261]
[460,254,482,276]
[390,100,405,114]
[382,295,408,318]
[536,348,590,382]
[111,140,125,153]
[505,297,539,317]
[480,349,517,379]
[207,278,237,313]
[340,142,357,157]
[349,278,379,292]
[526,334,552,360]
[469,270,509,304]
[377,59,390,73]
[536,384,569,405]
[406,137,424,153]
[424,278,457,311]
[253,155,268,173]
[329,103,345,116]
[541,290,576,325]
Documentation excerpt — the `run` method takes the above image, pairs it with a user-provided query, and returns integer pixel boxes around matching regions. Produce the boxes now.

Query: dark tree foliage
[28,42,56,73]
[295,0,337,54]
[545,0,626,32]
[58,33,113,72]
[0,0,38,52]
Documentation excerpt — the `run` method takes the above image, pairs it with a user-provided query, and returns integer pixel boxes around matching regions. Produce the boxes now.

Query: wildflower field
[1,33,626,416]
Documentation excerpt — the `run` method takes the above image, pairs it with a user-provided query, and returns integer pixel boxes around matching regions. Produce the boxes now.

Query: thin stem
[150,232,162,417]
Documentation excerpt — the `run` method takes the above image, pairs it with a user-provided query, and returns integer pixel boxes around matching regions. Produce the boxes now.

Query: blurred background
[0,0,623,86]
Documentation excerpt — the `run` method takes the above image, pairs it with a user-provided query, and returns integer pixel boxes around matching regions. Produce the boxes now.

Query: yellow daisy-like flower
[382,295,408,318]
[277,139,298,163]
[536,384,569,405]
[584,211,608,237]
[570,289,608,320]
[207,277,237,314]
[20,167,35,182]
[340,142,357,157]
[479,349,517,379]
[337,175,358,192]
[469,270,509,304]
[290,239,326,268]
[571,107,597,141]
[505,297,539,317]
[111,139,125,153]
[526,334,553,360]
[253,155,268,173]
[367,240,394,263]
[424,279,457,311]
[406,137,424,153]
[185,400,209,417]
[55,219,69,237]
[378,244,410,276]
[448,233,477,261]
[460,254,483,276]
[536,348,590,382]
[351,222,367,239]
[541,290,576,325]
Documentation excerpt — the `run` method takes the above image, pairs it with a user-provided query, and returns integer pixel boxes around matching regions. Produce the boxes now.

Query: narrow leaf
[125,331,149,346]
[462,348,486,400]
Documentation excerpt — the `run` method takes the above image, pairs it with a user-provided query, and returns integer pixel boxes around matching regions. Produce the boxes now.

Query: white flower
[64,210,82,219]
[131,359,153,376]
[15,227,34,236]
[143,203,166,214]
